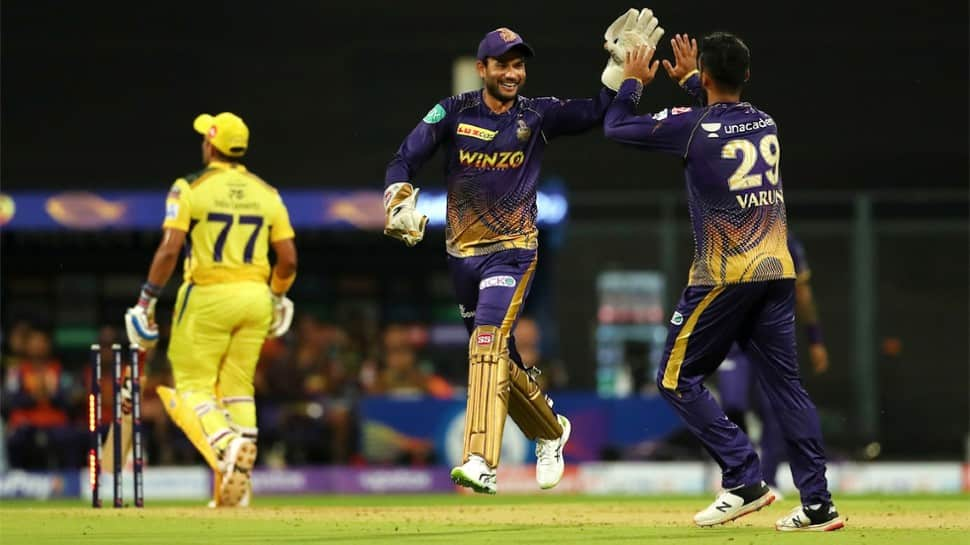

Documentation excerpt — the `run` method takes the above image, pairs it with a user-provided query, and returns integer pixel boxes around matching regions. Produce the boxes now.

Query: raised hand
[662,33,698,83]
[603,8,639,63]
[601,8,665,91]
[623,44,661,87]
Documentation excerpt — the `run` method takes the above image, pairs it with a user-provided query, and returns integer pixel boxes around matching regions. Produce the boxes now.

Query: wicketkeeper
[382,9,664,493]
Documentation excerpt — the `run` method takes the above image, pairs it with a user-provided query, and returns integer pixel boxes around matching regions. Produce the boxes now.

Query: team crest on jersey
[457,123,497,141]
[516,118,531,141]
[670,311,684,326]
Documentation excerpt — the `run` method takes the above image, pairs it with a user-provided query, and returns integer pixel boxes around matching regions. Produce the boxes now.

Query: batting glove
[601,8,665,91]
[125,303,159,350]
[268,293,294,338]
[383,182,428,247]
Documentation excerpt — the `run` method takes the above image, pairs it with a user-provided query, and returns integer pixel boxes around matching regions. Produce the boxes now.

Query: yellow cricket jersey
[162,161,295,286]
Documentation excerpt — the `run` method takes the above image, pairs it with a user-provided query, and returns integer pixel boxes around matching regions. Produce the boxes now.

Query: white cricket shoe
[694,481,775,527]
[776,504,845,532]
[536,414,571,489]
[450,455,497,494]
[219,437,257,507]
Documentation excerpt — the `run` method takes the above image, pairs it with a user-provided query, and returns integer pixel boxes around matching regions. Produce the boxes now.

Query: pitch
[1,494,967,544]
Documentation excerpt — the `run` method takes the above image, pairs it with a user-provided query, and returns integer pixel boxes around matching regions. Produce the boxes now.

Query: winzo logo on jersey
[458,149,525,169]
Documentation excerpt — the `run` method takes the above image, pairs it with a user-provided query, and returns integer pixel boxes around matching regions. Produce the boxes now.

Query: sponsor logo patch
[165,202,179,220]
[458,150,525,169]
[670,311,684,326]
[457,123,497,141]
[724,117,775,134]
[167,183,181,201]
[477,333,494,345]
[458,304,476,319]
[423,104,446,124]
[479,275,517,289]
[652,108,669,121]
[671,107,692,115]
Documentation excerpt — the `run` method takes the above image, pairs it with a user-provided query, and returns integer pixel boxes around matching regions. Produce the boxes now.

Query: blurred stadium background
[0,0,967,503]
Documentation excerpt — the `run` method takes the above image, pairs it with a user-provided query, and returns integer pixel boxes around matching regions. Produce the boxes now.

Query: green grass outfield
[1,494,968,544]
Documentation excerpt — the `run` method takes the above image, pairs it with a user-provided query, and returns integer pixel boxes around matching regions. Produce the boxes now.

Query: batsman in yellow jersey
[124,112,298,507]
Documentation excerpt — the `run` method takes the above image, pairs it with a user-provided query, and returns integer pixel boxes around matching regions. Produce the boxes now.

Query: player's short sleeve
[269,192,295,241]
[162,179,192,231]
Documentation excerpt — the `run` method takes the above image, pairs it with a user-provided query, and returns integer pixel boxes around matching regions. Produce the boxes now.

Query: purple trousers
[717,344,786,487]
[447,248,538,365]
[656,279,832,506]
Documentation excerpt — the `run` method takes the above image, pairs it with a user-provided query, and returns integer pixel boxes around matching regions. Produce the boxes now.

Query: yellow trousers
[168,281,270,450]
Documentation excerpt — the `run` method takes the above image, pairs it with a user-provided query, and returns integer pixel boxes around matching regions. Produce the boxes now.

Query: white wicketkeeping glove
[124,302,158,349]
[269,294,294,338]
[383,182,428,247]
[601,8,665,91]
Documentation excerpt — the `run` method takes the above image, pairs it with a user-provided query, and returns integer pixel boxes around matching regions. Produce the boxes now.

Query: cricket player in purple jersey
[383,16,664,494]
[604,34,843,531]
[716,233,831,498]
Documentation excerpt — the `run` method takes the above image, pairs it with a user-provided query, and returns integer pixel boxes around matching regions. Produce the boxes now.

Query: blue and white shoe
[694,481,775,527]
[776,503,845,532]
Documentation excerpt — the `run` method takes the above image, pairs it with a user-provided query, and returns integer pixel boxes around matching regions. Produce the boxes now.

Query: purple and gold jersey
[605,75,794,286]
[386,88,612,257]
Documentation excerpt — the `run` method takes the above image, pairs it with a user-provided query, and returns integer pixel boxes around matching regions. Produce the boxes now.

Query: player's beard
[484,76,521,104]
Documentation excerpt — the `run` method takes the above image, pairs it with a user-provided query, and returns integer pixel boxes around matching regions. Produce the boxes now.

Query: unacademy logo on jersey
[701,123,721,138]
[670,311,684,326]
[724,117,775,134]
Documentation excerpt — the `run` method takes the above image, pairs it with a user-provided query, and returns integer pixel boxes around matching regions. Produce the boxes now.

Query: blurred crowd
[0,315,568,471]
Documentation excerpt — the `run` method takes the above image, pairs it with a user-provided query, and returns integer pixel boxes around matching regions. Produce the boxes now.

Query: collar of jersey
[480,89,521,117]
[207,160,247,172]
